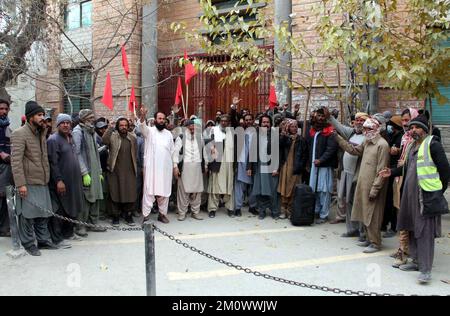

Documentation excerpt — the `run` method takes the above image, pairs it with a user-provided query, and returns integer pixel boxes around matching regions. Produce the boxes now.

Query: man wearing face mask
[73,109,106,237]
[138,108,175,224]
[102,118,137,227]
[379,115,449,284]
[335,118,390,253]
[11,101,55,256]
[325,109,369,237]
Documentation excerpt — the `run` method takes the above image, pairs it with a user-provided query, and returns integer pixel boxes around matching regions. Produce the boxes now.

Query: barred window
[62,68,92,114]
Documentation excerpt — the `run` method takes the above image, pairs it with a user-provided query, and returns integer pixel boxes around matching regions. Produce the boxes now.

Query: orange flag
[184,50,198,85]
[128,85,136,112]
[121,44,130,80]
[101,72,114,110]
[269,85,278,109]
[174,77,183,106]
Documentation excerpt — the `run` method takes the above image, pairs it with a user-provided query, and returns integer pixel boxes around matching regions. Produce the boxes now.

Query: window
[62,68,92,114]
[65,0,92,31]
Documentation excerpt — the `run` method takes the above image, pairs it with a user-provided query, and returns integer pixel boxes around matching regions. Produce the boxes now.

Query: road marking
[76,227,305,247]
[167,250,391,281]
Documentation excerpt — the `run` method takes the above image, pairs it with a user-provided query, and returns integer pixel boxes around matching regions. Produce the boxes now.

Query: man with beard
[250,114,281,220]
[173,120,205,221]
[11,101,55,256]
[380,115,449,283]
[47,114,84,247]
[234,114,258,217]
[278,119,308,219]
[73,109,106,237]
[95,119,110,220]
[207,114,235,218]
[307,108,339,224]
[325,110,368,237]
[44,115,53,139]
[336,118,390,253]
[138,108,174,224]
[103,117,137,227]
[0,99,13,237]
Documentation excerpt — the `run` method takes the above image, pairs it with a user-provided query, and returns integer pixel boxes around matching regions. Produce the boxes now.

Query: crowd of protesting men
[0,95,448,285]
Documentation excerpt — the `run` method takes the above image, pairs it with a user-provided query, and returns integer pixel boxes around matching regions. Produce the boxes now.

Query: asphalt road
[1,201,449,296]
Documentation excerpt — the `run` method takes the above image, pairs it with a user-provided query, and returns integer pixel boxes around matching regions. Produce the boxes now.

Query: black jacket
[279,134,308,175]
[306,129,339,169]
[391,137,450,193]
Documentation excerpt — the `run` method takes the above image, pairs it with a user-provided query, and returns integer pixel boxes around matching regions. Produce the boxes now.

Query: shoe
[143,214,151,223]
[390,249,402,259]
[258,213,266,220]
[399,261,419,272]
[68,234,84,241]
[330,218,345,224]
[38,242,59,250]
[392,251,408,268]
[417,272,432,284]
[341,231,360,238]
[363,244,381,254]
[0,231,11,237]
[383,229,397,238]
[56,240,72,249]
[26,245,41,256]
[112,217,120,228]
[279,213,288,220]
[272,215,280,220]
[209,211,216,218]
[235,209,242,217]
[357,240,371,247]
[177,214,187,221]
[249,207,258,215]
[228,210,235,218]
[125,214,135,226]
[132,211,141,218]
[358,236,366,243]
[315,218,328,225]
[75,227,88,238]
[158,213,170,224]
[191,213,204,221]
[88,226,107,233]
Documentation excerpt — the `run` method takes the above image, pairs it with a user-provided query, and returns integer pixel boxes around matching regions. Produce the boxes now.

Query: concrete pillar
[142,0,158,115]
[274,0,292,108]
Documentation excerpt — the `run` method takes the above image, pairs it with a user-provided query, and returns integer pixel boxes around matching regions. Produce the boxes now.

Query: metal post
[5,186,27,259]
[144,222,156,296]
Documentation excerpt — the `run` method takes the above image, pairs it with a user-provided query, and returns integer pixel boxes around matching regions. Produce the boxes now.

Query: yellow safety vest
[417,136,443,192]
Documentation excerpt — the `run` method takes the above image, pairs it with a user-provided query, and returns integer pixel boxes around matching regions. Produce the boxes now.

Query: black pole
[144,222,156,296]
[6,186,21,251]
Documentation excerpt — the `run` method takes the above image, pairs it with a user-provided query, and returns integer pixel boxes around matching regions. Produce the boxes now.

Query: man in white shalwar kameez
[138,108,175,224]
[173,120,205,221]
[207,114,235,218]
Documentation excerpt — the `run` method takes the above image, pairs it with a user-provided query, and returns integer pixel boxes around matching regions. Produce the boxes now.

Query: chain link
[15,189,443,296]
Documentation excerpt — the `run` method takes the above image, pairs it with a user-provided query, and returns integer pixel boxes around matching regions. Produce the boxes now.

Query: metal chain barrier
[17,191,445,296]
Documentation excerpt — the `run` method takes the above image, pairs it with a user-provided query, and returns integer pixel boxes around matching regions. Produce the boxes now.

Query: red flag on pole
[174,77,183,106]
[101,72,114,110]
[184,50,198,85]
[128,85,136,112]
[269,84,278,109]
[121,44,130,80]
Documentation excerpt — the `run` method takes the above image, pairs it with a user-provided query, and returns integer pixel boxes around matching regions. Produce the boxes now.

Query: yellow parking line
[167,251,391,281]
[76,227,305,247]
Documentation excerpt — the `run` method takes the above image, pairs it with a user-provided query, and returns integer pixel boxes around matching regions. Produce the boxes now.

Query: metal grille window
[62,68,92,114]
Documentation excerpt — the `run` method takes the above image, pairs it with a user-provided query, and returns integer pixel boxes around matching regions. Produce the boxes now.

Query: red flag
[128,85,136,112]
[269,85,278,109]
[184,50,198,85]
[174,77,183,106]
[121,44,130,80]
[101,72,113,110]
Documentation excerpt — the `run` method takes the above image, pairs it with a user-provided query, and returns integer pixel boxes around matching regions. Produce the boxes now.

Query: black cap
[408,115,429,133]
[25,101,45,119]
